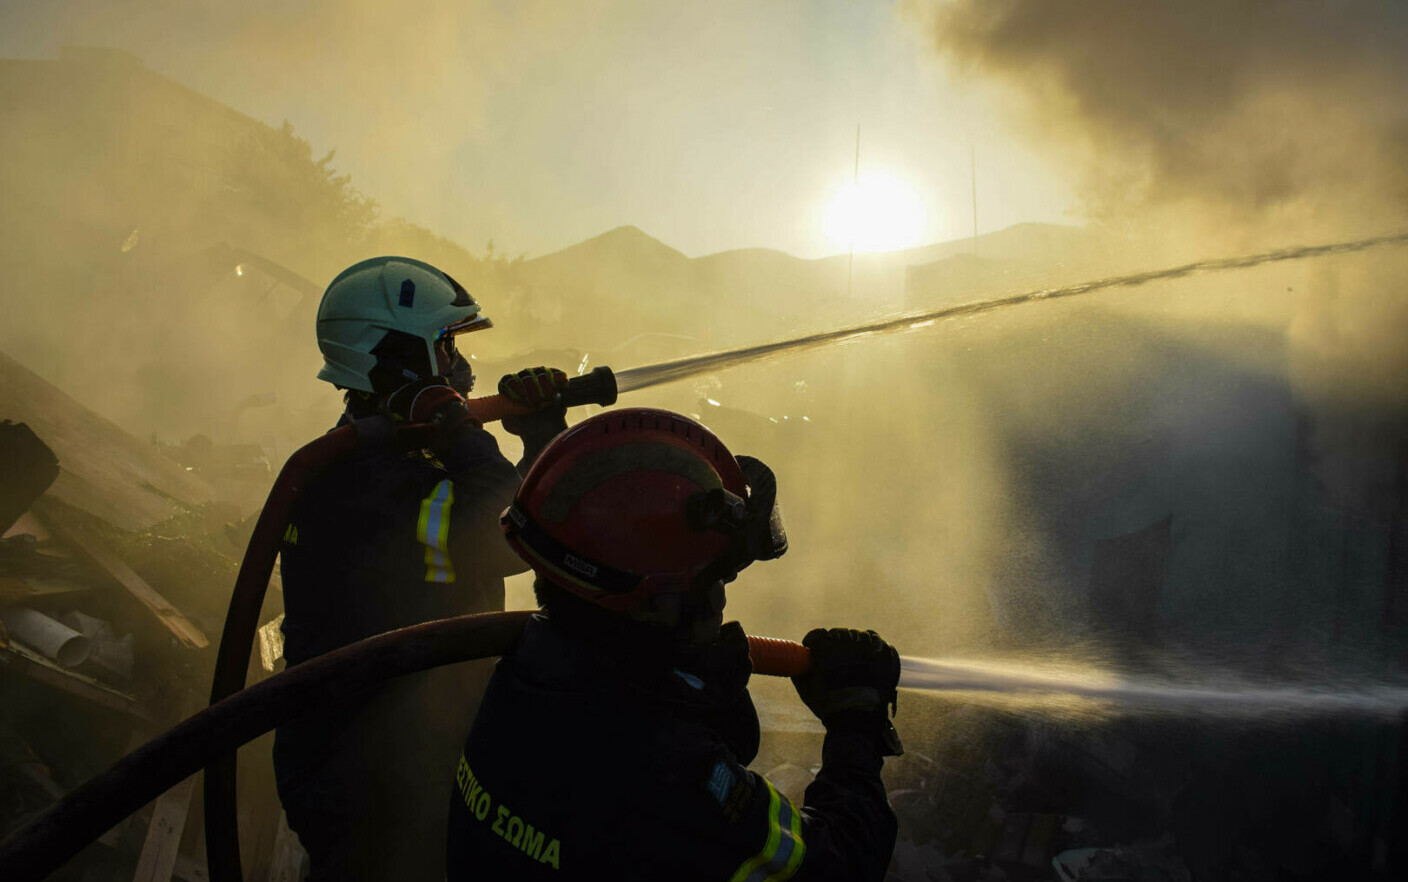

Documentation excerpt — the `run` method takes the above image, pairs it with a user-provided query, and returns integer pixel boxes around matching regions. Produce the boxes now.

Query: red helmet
[501,408,786,611]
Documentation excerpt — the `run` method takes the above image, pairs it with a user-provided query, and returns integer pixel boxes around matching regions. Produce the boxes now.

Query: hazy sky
[0,0,1076,258]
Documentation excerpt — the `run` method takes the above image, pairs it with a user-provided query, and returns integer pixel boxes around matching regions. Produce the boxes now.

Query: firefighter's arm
[794,728,898,881]
[617,736,893,882]
[383,377,523,582]
[415,408,524,580]
[788,628,903,880]
[437,423,526,579]
[596,632,899,880]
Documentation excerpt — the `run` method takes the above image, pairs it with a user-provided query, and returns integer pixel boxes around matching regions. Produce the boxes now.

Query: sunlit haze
[823,171,930,253]
[5,3,1408,878]
[0,0,1074,258]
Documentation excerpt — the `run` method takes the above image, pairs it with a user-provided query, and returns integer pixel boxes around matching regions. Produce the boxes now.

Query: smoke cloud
[889,1,1408,663]
[913,0,1408,420]
[919,0,1408,237]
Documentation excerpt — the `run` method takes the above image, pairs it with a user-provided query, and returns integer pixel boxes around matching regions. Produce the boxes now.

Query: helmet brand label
[562,553,599,579]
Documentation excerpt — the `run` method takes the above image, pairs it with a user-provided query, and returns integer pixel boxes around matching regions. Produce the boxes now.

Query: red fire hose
[0,618,811,881]
[744,634,813,678]
[204,366,619,882]
[0,365,812,880]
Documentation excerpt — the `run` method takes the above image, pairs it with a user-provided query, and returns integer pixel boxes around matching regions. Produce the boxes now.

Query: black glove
[498,366,569,409]
[793,628,903,755]
[499,367,569,467]
[677,620,753,698]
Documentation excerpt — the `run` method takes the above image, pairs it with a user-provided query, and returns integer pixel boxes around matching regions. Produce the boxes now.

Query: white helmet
[315,256,491,393]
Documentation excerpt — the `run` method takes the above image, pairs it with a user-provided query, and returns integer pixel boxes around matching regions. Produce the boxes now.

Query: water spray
[11,231,1408,880]
[613,230,1408,393]
[752,640,1408,718]
[9,618,1408,881]
[466,232,1408,412]
[897,656,1408,719]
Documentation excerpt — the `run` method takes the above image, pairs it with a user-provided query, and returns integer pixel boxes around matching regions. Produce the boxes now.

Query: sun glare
[823,172,928,253]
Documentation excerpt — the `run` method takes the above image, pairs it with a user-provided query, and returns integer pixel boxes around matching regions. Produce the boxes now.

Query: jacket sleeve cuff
[822,707,903,758]
[820,726,887,774]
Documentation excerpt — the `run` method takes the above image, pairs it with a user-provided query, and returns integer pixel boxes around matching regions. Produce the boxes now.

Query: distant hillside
[902,223,1141,309]
[0,47,1142,448]
[492,220,1135,359]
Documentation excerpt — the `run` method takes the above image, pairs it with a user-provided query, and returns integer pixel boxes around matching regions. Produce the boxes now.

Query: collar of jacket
[514,614,743,702]
[513,614,762,763]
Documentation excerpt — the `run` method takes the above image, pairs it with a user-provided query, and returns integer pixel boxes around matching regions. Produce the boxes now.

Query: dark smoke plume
[915,0,1408,595]
[923,0,1408,230]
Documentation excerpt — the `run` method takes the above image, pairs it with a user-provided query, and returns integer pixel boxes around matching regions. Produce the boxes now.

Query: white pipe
[1,607,92,668]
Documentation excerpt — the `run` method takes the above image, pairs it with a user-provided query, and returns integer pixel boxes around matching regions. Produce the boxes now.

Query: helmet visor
[438,313,493,338]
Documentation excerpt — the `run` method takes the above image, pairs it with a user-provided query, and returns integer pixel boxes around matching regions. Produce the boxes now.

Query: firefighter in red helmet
[446,408,902,881]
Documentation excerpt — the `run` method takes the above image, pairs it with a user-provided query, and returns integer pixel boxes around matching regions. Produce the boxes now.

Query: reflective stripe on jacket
[446,615,897,882]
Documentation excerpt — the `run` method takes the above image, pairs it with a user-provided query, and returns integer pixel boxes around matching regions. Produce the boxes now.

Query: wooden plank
[0,349,215,532]
[33,500,209,649]
[98,730,155,855]
[131,775,197,882]
[259,812,305,882]
[256,614,284,673]
[172,854,209,882]
[0,574,33,604]
[3,509,52,540]
[0,574,93,603]
[0,640,152,720]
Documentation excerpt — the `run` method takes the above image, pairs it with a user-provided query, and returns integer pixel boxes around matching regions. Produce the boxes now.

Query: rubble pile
[0,355,294,880]
[878,695,1405,881]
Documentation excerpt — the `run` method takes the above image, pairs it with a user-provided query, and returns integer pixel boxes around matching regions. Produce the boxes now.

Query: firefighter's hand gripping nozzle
[464,365,618,426]
[793,628,904,756]
[497,366,570,467]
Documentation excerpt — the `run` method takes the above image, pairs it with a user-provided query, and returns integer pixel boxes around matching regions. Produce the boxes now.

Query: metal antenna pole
[970,143,978,255]
[848,124,859,297]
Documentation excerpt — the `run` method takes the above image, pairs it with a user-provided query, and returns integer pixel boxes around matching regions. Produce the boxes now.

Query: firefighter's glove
[499,367,569,466]
[679,620,753,699]
[385,378,475,431]
[793,628,903,756]
[499,366,569,410]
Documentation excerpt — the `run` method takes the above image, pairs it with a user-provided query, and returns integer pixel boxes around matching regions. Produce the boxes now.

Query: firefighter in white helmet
[275,256,568,880]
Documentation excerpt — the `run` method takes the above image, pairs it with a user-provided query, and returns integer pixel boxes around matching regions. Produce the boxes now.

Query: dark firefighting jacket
[446,615,898,882]
[273,420,525,876]
[278,421,523,667]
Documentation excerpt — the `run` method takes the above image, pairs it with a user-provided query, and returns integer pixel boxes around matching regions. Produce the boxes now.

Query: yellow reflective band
[769,798,805,882]
[728,779,804,882]
[417,480,456,583]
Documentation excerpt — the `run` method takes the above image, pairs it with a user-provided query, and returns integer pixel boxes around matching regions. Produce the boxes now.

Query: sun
[823,172,928,253]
